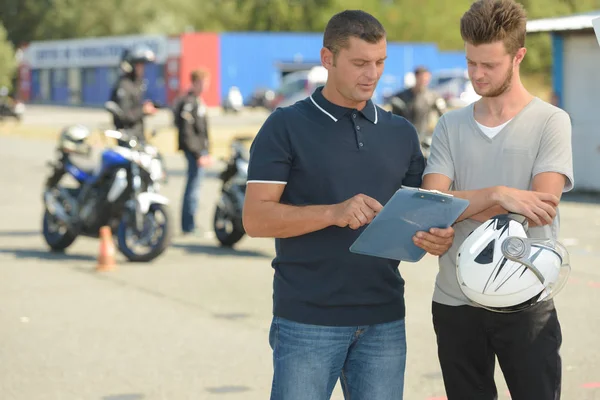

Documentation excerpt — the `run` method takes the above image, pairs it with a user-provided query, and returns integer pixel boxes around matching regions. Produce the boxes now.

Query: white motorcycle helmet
[456,213,570,313]
[58,125,92,155]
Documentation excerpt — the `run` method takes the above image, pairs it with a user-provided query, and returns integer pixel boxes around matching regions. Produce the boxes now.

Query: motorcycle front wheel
[213,204,245,247]
[117,203,171,262]
[42,210,77,251]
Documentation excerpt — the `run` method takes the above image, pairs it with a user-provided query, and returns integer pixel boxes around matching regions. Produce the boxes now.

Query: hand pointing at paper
[413,227,455,256]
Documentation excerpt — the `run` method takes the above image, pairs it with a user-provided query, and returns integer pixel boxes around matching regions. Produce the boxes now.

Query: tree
[0,0,52,48]
[0,22,16,91]
[1,0,599,79]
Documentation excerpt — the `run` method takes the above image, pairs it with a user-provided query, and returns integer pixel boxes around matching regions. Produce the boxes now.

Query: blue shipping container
[219,33,467,105]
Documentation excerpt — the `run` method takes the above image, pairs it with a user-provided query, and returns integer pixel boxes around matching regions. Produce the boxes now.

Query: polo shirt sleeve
[247,108,292,185]
[401,122,426,187]
[423,114,455,181]
[532,110,574,192]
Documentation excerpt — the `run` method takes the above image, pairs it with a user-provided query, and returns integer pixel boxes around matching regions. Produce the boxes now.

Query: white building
[527,11,600,192]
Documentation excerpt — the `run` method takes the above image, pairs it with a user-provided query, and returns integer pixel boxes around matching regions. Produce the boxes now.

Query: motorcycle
[42,122,172,262]
[213,136,251,247]
[222,86,244,113]
[0,90,25,122]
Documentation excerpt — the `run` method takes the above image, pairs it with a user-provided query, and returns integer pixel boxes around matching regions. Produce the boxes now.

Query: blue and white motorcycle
[42,121,172,262]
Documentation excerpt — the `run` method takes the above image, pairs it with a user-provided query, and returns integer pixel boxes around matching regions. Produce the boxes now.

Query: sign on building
[24,34,169,69]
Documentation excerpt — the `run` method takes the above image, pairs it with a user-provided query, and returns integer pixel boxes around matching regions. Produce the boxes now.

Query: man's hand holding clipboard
[329,194,384,230]
[349,187,469,262]
[412,225,455,256]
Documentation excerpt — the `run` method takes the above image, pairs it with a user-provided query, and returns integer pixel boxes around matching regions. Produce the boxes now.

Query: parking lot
[1,109,599,400]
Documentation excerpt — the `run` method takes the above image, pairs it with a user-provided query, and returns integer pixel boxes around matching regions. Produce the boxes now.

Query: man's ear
[514,47,527,66]
[321,47,335,69]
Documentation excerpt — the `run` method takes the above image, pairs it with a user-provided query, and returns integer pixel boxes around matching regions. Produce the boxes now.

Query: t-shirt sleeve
[533,110,574,192]
[247,108,292,184]
[423,114,454,181]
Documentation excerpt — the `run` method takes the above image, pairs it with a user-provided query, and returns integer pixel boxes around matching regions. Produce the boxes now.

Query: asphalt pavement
[1,122,599,400]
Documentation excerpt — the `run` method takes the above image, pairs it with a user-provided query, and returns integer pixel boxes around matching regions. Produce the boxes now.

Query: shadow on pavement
[172,243,271,259]
[213,312,251,321]
[0,247,96,262]
[206,386,251,394]
[163,167,222,179]
[102,394,145,400]
[0,230,41,237]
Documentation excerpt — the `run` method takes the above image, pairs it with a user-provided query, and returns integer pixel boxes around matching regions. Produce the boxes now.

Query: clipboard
[349,186,470,262]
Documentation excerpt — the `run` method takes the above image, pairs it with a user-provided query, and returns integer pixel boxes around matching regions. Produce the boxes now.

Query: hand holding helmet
[493,186,560,226]
[456,213,571,313]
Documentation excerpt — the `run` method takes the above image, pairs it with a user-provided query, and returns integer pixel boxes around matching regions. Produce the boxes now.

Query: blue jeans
[269,316,407,400]
[181,150,205,232]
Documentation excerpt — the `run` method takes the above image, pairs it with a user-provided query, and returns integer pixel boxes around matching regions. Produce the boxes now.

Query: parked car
[246,87,276,110]
[429,69,480,109]
[269,66,328,110]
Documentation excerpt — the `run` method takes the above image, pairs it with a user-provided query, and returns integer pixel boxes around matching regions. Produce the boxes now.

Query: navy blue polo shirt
[247,86,425,326]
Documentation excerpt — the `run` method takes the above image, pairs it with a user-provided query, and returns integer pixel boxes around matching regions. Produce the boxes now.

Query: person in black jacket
[389,66,446,140]
[110,44,157,146]
[175,69,213,234]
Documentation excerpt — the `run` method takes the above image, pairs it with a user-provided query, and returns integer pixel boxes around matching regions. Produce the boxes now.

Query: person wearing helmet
[109,43,157,146]
[417,1,574,399]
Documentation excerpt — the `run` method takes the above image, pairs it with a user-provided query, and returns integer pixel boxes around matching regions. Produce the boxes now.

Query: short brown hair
[191,68,209,83]
[414,66,430,76]
[323,10,386,56]
[460,0,527,56]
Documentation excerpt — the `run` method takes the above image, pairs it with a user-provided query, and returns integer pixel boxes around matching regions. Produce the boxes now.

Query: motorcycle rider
[109,44,157,147]
[175,69,213,235]
[389,66,446,142]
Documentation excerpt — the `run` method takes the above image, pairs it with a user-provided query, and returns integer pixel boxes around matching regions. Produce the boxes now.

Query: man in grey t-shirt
[416,1,574,399]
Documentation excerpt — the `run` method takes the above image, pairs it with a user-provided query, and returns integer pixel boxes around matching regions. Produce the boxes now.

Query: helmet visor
[501,237,571,302]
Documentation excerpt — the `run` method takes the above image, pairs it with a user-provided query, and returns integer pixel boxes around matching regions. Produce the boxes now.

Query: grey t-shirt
[423,97,575,306]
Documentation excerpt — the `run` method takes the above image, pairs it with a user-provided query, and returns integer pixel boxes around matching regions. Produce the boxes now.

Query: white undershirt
[475,119,513,139]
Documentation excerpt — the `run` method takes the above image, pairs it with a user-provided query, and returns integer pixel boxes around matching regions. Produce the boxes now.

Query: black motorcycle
[213,136,251,247]
[0,95,25,121]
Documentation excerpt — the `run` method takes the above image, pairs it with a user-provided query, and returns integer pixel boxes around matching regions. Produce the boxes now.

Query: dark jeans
[181,150,205,233]
[432,300,562,400]
[269,316,407,400]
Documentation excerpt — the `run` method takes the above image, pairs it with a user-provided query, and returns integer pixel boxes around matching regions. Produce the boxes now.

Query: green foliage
[1,0,599,79]
[0,22,16,90]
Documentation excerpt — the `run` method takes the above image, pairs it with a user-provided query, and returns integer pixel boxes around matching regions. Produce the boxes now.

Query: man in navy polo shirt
[243,10,455,400]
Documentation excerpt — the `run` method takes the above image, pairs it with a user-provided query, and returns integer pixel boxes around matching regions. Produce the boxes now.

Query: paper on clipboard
[349,186,469,262]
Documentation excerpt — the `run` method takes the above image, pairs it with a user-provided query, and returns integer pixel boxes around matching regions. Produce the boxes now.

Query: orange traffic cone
[96,226,116,271]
